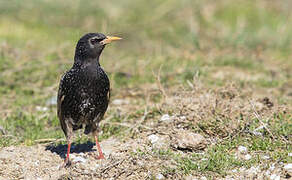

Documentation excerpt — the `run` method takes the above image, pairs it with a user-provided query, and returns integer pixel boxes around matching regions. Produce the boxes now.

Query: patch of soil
[0,136,180,180]
[0,85,290,180]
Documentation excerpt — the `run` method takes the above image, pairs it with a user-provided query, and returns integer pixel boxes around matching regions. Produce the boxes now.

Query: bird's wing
[57,73,67,121]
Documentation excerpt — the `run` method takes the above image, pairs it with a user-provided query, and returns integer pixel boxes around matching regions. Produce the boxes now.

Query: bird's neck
[73,57,101,68]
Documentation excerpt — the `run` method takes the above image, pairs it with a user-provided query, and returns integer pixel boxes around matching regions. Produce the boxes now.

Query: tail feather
[84,124,92,134]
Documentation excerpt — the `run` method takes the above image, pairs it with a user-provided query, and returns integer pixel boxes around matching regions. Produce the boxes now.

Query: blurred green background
[0,0,291,146]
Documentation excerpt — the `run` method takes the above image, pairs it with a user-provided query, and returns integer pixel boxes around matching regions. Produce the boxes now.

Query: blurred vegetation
[0,0,291,176]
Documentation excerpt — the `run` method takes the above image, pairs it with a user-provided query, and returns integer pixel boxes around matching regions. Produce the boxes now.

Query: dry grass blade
[130,106,149,132]
[152,65,168,99]
[248,99,275,139]
[101,159,125,173]
[0,126,6,135]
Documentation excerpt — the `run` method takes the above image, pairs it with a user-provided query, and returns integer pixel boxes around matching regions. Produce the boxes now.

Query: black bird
[57,33,121,167]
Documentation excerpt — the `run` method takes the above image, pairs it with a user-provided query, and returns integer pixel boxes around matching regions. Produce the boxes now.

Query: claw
[61,159,72,169]
[96,154,105,160]
[59,142,72,169]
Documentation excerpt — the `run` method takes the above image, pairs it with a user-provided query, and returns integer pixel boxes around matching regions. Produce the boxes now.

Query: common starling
[57,33,121,167]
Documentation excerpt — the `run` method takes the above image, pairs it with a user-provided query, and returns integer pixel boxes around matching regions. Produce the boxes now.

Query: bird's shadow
[45,141,96,159]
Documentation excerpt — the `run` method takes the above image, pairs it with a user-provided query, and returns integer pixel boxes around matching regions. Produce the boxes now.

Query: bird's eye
[90,38,100,44]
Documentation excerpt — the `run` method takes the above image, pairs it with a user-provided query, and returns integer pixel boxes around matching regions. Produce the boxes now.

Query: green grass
[0,0,291,177]
[139,132,290,177]
[130,111,291,176]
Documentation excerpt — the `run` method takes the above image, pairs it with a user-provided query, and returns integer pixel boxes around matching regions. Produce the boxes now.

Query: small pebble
[238,146,248,154]
[156,173,164,180]
[284,163,292,171]
[247,166,259,175]
[270,174,280,180]
[269,164,275,171]
[160,114,172,123]
[36,106,48,112]
[185,176,198,180]
[264,170,270,176]
[262,155,270,160]
[244,154,252,160]
[179,116,186,120]
[172,131,206,151]
[34,160,40,166]
[148,134,159,144]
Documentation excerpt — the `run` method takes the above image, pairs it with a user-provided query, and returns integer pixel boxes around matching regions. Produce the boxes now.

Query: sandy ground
[0,135,183,180]
[0,137,152,179]
[0,87,291,180]
[0,136,290,180]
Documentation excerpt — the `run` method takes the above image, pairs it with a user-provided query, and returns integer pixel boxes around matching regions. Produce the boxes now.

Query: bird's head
[74,33,121,61]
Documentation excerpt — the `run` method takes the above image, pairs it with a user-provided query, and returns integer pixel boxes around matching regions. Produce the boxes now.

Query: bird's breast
[77,70,109,111]
[61,66,110,123]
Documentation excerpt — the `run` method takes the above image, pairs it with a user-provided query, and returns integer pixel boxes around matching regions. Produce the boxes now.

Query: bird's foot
[96,154,105,160]
[60,159,72,169]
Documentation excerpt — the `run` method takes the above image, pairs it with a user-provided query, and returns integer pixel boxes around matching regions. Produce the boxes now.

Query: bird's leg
[64,141,71,165]
[94,132,104,159]
[61,139,72,168]
[62,129,73,168]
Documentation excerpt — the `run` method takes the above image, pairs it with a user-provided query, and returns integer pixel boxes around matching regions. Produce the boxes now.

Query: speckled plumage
[57,62,110,135]
[57,33,120,166]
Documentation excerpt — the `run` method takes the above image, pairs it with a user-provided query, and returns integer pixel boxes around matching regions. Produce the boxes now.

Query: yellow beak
[101,36,122,45]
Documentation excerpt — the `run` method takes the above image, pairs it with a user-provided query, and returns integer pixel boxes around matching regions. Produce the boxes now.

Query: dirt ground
[0,135,185,180]
[0,86,291,180]
[0,137,289,180]
[0,137,153,179]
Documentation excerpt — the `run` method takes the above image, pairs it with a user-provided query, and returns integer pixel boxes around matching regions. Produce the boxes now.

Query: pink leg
[65,143,71,163]
[61,142,71,168]
[95,135,104,159]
